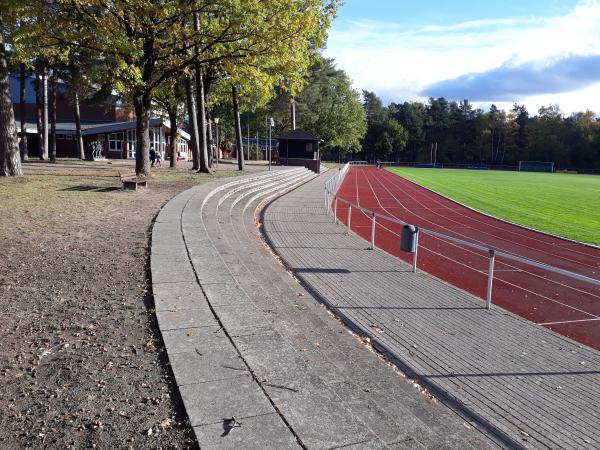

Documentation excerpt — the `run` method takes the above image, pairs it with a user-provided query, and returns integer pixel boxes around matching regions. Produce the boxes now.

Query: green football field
[387,167,600,245]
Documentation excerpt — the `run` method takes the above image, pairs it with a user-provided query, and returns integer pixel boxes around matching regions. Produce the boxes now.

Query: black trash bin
[400,225,418,253]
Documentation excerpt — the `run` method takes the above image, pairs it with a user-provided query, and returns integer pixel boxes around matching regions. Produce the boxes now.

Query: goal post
[518,161,555,173]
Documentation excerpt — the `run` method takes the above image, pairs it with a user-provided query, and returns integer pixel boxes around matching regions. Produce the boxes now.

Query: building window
[127,130,136,159]
[108,132,122,151]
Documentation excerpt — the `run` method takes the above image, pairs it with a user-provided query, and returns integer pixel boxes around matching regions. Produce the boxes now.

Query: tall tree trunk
[168,106,178,169]
[74,91,85,159]
[49,72,57,162]
[35,70,42,158]
[184,75,200,171]
[169,80,181,169]
[0,31,22,176]
[41,65,48,160]
[195,67,209,173]
[291,97,296,130]
[19,63,28,161]
[207,109,213,168]
[232,85,244,171]
[133,94,151,176]
[204,73,214,167]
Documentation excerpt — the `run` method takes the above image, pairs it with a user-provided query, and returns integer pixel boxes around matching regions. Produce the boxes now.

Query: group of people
[149,147,162,167]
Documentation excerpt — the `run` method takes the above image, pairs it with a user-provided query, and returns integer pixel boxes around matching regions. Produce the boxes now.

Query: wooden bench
[119,171,148,190]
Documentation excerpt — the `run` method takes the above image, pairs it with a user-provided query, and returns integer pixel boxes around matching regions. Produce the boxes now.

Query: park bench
[119,171,148,190]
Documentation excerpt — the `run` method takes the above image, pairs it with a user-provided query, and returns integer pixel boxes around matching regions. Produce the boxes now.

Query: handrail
[324,167,600,309]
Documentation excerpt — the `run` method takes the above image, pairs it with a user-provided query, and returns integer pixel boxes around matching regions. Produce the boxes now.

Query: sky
[323,0,600,115]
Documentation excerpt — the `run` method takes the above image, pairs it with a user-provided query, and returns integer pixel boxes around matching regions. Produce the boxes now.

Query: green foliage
[368,95,600,169]
[270,58,365,155]
[361,90,408,161]
[389,167,600,245]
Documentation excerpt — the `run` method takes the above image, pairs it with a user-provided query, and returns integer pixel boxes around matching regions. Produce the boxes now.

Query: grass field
[387,168,600,245]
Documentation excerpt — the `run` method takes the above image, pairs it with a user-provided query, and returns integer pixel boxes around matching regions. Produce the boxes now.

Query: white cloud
[324,0,600,113]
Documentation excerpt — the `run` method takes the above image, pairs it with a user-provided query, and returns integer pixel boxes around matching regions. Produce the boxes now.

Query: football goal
[518,161,555,173]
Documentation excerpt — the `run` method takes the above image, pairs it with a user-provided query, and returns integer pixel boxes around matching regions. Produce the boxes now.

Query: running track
[335,166,600,350]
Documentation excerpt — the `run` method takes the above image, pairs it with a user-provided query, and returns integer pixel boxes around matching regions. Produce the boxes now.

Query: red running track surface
[335,166,600,350]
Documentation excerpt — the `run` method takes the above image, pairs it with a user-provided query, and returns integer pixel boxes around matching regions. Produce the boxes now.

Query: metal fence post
[347,204,352,235]
[486,249,495,310]
[370,213,376,250]
[334,197,338,223]
[412,229,419,273]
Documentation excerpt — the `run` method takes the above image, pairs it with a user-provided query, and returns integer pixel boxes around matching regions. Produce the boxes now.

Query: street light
[269,117,274,171]
[214,117,219,168]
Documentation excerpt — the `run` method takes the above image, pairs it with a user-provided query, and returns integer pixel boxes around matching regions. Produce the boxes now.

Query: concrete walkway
[151,168,493,449]
[263,170,600,450]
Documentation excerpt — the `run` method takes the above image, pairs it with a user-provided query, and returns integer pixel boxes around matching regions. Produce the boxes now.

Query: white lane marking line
[540,318,600,326]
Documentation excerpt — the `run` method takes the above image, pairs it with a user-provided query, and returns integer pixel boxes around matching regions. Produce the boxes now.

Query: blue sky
[323,0,600,114]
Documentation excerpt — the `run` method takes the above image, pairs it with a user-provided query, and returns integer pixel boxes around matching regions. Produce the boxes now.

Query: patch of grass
[0,163,246,238]
[387,167,600,245]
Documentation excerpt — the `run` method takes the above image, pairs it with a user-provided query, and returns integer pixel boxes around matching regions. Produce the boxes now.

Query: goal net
[518,161,554,173]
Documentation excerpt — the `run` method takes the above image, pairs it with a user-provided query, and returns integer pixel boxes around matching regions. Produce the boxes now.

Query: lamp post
[269,117,274,171]
[214,117,219,168]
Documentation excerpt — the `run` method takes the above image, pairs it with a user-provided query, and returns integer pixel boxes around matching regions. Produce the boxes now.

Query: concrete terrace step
[151,167,496,449]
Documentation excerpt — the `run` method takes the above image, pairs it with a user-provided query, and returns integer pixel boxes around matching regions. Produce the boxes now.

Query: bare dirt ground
[0,159,250,449]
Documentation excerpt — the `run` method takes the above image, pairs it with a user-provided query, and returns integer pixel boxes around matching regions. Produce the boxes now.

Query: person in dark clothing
[149,147,156,167]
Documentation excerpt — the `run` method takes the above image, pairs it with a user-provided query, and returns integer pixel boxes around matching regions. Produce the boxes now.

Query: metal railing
[324,163,600,309]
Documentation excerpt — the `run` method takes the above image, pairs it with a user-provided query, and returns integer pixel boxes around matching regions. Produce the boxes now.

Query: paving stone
[335,438,390,450]
[169,347,248,385]
[194,267,236,285]
[157,307,217,331]
[152,266,197,284]
[261,371,377,449]
[203,282,251,307]
[161,326,230,355]
[213,303,272,334]
[192,413,299,450]
[179,374,274,427]
[153,281,206,311]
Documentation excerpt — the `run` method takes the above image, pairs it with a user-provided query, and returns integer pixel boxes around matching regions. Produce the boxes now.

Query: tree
[0,11,22,176]
[184,74,201,171]
[18,62,27,160]
[390,101,425,161]
[35,1,336,176]
[361,91,407,161]
[154,78,184,169]
[266,58,365,161]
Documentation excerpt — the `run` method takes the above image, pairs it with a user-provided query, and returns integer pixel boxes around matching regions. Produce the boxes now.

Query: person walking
[155,151,162,168]
[149,147,156,167]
